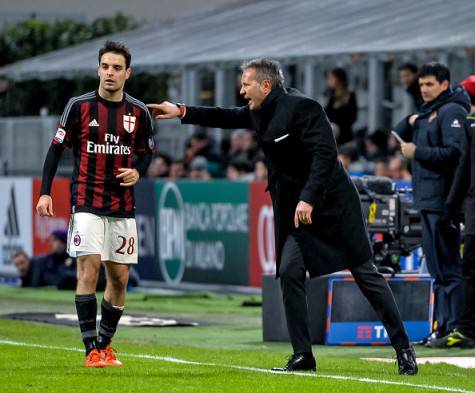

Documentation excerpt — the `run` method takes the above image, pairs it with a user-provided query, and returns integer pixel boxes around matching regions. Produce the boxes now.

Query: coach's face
[98,52,131,94]
[240,68,271,110]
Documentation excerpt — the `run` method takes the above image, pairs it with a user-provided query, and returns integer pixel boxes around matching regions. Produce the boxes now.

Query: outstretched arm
[147,101,253,130]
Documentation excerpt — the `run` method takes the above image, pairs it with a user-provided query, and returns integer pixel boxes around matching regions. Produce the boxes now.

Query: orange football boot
[85,348,106,368]
[101,345,123,366]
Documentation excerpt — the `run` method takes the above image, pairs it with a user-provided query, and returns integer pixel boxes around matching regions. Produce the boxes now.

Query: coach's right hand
[147,101,180,119]
[36,195,54,217]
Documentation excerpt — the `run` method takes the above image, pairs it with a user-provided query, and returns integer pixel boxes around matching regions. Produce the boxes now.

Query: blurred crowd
[146,64,425,183]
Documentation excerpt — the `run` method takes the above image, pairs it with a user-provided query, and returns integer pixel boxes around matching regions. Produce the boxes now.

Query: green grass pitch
[1,285,475,393]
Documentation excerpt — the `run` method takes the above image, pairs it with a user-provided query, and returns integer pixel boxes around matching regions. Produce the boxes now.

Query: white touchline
[0,339,473,393]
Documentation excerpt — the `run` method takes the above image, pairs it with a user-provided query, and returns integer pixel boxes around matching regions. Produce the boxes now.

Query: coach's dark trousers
[420,210,463,334]
[279,235,410,354]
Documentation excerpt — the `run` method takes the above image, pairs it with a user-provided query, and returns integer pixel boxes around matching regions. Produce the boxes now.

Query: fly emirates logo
[87,133,131,155]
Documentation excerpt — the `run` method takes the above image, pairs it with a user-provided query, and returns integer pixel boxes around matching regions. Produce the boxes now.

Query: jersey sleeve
[135,107,156,154]
[52,99,79,150]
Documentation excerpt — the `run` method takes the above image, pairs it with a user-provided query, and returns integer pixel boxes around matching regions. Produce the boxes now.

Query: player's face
[98,52,131,94]
[419,76,449,103]
[240,68,271,110]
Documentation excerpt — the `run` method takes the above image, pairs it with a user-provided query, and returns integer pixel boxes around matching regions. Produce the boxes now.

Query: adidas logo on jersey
[451,119,461,128]
[89,119,99,127]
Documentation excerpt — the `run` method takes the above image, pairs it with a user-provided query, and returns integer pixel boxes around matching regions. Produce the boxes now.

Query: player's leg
[69,213,106,367]
[349,260,417,375]
[76,254,104,367]
[97,261,129,365]
[97,217,137,366]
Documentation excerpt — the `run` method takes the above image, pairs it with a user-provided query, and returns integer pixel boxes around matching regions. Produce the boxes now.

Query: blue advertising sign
[325,276,433,345]
[134,179,159,281]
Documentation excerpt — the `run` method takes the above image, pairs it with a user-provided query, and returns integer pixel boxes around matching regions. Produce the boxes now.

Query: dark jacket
[325,91,357,145]
[447,112,475,233]
[30,252,77,289]
[182,88,372,277]
[396,87,470,211]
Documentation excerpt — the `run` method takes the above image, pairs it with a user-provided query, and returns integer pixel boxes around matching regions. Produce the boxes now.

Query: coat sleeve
[296,99,338,207]
[446,121,471,208]
[393,116,414,142]
[414,104,467,164]
[181,105,253,129]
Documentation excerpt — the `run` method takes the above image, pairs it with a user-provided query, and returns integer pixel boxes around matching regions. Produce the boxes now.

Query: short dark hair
[418,62,450,83]
[98,40,131,68]
[241,58,285,89]
[398,62,418,74]
[156,153,172,166]
[330,68,349,88]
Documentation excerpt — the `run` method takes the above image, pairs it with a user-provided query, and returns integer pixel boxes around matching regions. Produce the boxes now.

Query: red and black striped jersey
[52,90,155,218]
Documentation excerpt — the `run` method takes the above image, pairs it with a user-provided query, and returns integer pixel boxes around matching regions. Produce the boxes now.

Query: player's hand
[146,101,180,119]
[36,195,54,217]
[294,200,313,228]
[117,168,139,187]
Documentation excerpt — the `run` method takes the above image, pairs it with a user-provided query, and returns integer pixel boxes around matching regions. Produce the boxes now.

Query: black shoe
[272,353,317,372]
[396,346,418,375]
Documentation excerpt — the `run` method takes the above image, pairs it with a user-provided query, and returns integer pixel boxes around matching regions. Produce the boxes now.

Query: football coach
[147,58,418,375]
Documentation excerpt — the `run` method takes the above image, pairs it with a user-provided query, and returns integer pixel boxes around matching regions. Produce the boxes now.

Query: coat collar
[260,87,286,114]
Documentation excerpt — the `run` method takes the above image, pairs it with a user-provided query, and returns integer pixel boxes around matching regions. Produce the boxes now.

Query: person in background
[395,62,470,342]
[12,230,77,289]
[374,158,389,177]
[431,75,475,349]
[189,156,211,180]
[147,153,171,178]
[226,158,253,181]
[337,142,356,172]
[13,250,33,287]
[253,157,268,181]
[365,129,389,162]
[35,229,77,289]
[398,62,424,111]
[325,67,357,145]
[388,154,412,181]
[169,159,188,179]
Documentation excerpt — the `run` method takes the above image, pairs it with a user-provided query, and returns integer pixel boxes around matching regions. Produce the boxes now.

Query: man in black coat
[148,58,417,375]
[396,63,470,342]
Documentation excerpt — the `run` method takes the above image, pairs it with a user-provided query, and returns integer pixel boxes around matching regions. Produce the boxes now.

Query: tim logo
[356,324,388,340]
[357,325,373,339]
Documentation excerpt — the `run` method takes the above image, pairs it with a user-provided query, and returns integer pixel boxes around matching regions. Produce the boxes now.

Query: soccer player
[36,41,155,367]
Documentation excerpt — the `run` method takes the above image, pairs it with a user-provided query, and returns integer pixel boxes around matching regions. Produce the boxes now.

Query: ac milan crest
[73,234,81,246]
[123,115,136,133]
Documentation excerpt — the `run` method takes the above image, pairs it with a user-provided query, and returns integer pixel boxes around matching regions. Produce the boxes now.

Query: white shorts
[67,212,138,264]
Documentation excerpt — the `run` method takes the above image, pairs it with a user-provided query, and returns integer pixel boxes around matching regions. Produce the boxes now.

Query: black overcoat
[182,87,372,277]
